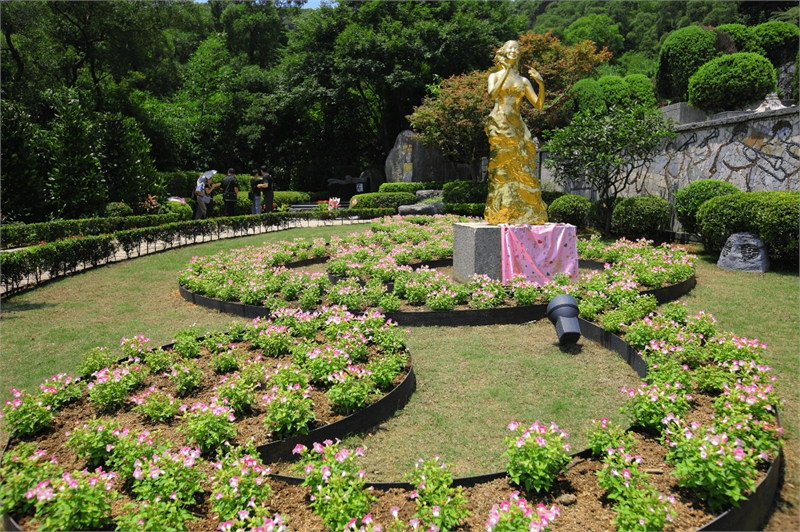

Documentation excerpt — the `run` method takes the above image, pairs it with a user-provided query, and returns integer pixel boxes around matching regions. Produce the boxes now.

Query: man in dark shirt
[221,168,239,217]
[260,166,274,212]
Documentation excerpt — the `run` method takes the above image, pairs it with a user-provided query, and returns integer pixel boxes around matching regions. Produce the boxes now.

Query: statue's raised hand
[528,67,544,84]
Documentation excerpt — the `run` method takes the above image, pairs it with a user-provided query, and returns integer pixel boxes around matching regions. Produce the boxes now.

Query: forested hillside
[2,0,796,222]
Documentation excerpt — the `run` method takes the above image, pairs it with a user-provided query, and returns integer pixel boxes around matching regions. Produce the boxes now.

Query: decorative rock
[717,232,769,273]
[416,189,443,201]
[385,130,460,183]
[398,202,443,215]
[556,494,577,506]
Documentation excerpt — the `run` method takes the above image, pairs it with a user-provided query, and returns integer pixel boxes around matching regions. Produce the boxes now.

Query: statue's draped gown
[484,77,548,225]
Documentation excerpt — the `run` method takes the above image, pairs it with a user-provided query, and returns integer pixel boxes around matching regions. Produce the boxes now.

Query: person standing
[194,172,219,220]
[260,166,274,212]
[249,168,270,215]
[221,168,239,217]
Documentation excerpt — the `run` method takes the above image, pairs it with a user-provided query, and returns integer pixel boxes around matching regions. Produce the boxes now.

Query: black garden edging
[180,269,697,328]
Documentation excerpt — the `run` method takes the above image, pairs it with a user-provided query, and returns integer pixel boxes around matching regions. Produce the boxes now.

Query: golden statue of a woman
[484,40,548,225]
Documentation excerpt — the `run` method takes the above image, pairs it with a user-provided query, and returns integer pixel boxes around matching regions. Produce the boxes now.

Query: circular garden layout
[1,215,783,532]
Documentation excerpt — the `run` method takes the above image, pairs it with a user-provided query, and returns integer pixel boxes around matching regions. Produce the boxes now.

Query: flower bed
[179,218,697,331]
[1,304,782,531]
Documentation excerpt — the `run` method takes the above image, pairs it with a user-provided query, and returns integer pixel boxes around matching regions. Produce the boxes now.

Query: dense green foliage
[696,191,800,268]
[656,25,720,102]
[348,192,417,212]
[688,53,776,112]
[544,103,675,235]
[442,180,489,204]
[611,195,670,239]
[3,0,796,223]
[547,194,590,229]
[674,179,742,234]
[379,182,448,193]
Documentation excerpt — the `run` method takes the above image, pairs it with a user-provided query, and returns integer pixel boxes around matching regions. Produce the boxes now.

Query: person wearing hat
[221,168,239,217]
[194,172,220,220]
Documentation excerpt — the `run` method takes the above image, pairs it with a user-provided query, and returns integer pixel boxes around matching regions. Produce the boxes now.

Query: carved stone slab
[717,232,769,273]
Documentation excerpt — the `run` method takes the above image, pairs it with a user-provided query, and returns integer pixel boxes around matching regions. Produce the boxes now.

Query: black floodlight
[546,294,581,345]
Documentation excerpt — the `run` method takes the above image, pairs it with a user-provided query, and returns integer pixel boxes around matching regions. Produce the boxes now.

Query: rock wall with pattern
[540,107,799,232]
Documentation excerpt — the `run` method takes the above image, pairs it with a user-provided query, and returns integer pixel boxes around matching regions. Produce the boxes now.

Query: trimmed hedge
[697,191,800,268]
[162,201,194,221]
[624,74,657,107]
[657,25,719,102]
[1,214,183,249]
[442,180,488,204]
[443,203,484,217]
[612,195,670,239]
[752,20,800,67]
[379,182,448,193]
[716,24,761,55]
[105,202,134,218]
[348,192,417,212]
[570,77,606,113]
[674,179,740,234]
[541,191,567,206]
[0,210,389,293]
[274,191,311,206]
[548,194,591,229]
[598,75,632,108]
[688,53,776,112]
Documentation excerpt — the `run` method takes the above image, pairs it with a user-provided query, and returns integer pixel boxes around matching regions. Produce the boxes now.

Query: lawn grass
[1,229,797,528]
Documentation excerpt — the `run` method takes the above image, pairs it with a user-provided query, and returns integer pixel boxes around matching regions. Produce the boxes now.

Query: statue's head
[494,40,520,69]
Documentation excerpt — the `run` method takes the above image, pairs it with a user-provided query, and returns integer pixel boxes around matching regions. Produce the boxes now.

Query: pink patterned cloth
[500,223,579,285]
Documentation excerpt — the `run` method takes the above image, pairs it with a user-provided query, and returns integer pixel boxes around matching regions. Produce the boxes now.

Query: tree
[544,103,676,234]
[565,14,624,57]
[407,70,491,181]
[407,29,611,182]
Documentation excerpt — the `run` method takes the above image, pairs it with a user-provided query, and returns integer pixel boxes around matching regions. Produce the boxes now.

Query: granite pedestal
[453,222,502,283]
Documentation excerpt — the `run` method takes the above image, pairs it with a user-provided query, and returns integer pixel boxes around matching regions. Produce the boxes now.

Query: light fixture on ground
[546,294,581,345]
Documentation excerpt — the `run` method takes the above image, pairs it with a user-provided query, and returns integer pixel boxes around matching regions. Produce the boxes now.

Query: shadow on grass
[0,301,57,318]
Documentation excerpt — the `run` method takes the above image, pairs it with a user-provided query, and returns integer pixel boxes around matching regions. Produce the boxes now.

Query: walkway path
[1,217,370,297]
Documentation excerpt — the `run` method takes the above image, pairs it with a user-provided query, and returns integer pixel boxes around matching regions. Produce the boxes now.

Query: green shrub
[697,191,800,268]
[657,25,719,102]
[548,194,591,229]
[674,179,740,234]
[273,191,311,206]
[348,192,416,212]
[442,180,488,203]
[379,181,447,193]
[612,195,670,239]
[162,171,203,198]
[598,75,631,108]
[161,200,193,221]
[105,202,134,218]
[443,203,484,216]
[688,53,776,112]
[751,21,800,67]
[716,24,762,54]
[624,74,656,106]
[541,190,566,206]
[570,77,606,113]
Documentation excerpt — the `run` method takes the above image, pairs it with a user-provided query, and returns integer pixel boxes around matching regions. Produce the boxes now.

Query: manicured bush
[273,191,311,206]
[688,53,776,112]
[716,24,762,55]
[161,200,194,221]
[105,202,134,218]
[379,181,447,193]
[624,74,656,106]
[751,21,800,67]
[442,180,488,204]
[548,194,591,229]
[674,179,740,234]
[570,77,606,113]
[612,195,670,239]
[598,75,631,108]
[657,25,719,102]
[348,192,416,212]
[697,191,800,268]
[541,191,566,206]
[443,203,484,217]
